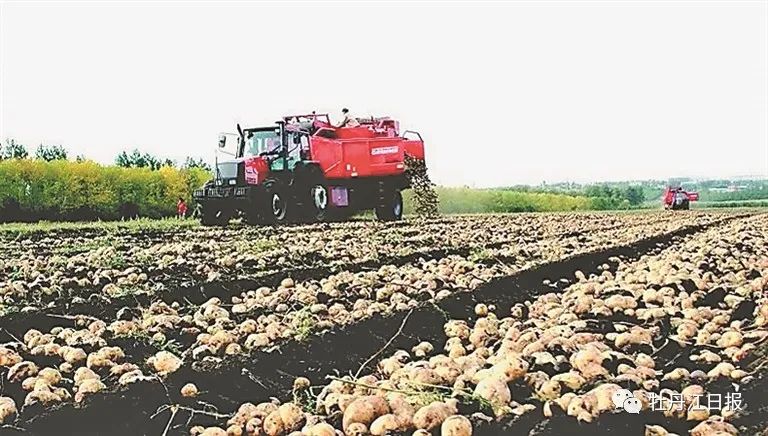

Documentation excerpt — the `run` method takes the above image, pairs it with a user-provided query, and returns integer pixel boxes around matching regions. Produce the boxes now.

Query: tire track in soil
[9,215,752,436]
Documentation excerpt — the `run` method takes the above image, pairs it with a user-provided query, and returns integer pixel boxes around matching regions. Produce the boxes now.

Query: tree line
[2,138,210,171]
[0,139,210,222]
[499,183,647,208]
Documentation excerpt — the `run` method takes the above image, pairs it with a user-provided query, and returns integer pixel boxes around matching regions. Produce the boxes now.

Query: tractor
[193,113,426,226]
[662,186,699,210]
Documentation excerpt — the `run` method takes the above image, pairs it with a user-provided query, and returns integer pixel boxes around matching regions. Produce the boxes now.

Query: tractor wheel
[201,206,230,226]
[305,183,330,222]
[681,199,690,210]
[375,191,403,221]
[264,181,289,224]
[294,165,330,223]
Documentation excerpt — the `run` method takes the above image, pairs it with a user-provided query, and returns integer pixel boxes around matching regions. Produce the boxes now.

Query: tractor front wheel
[263,181,290,224]
[375,191,403,221]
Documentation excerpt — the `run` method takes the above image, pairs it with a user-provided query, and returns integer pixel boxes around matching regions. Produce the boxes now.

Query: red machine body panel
[305,118,424,181]
[243,156,269,185]
[662,188,674,206]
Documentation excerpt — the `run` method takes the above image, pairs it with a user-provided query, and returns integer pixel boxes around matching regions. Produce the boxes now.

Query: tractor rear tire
[263,180,290,224]
[201,207,230,226]
[375,191,403,221]
[681,199,690,210]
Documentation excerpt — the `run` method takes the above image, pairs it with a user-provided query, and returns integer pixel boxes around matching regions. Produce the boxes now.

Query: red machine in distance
[662,186,699,210]
[193,113,425,225]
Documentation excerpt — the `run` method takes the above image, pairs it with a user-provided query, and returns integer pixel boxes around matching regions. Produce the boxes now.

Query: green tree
[1,138,29,159]
[35,144,68,161]
[182,156,211,171]
[624,186,645,206]
[115,149,163,170]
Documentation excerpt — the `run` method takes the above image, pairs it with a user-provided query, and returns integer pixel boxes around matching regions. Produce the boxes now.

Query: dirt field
[1,211,767,436]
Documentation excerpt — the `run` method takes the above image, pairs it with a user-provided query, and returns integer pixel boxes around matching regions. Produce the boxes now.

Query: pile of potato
[0,316,187,422]
[0,211,749,432]
[97,210,716,360]
[188,214,768,435]
[0,211,720,309]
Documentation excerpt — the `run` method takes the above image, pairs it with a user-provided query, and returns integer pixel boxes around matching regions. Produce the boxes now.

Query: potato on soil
[35,367,62,386]
[292,377,311,391]
[342,396,390,431]
[119,369,151,385]
[278,403,305,432]
[182,383,199,398]
[0,397,17,424]
[644,424,672,436]
[473,376,511,405]
[8,361,38,383]
[148,350,182,375]
[24,390,63,407]
[345,422,368,436]
[74,367,100,386]
[263,410,285,436]
[370,413,407,435]
[441,415,472,436]
[304,422,336,436]
[413,401,457,431]
[690,419,738,436]
[75,378,106,403]
[0,347,22,367]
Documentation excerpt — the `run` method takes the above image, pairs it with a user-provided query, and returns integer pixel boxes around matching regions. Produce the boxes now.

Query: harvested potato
[441,415,472,436]
[0,397,17,424]
[148,351,182,375]
[181,383,199,398]
[413,401,457,431]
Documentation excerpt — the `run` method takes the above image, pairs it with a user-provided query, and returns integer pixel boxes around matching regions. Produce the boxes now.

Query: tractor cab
[212,122,304,189]
[241,127,303,172]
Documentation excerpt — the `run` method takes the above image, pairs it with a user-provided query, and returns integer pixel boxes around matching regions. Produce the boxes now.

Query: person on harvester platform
[337,108,360,128]
[177,197,188,219]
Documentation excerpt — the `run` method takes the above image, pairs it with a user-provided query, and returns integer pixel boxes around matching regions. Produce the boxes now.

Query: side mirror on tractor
[218,135,226,148]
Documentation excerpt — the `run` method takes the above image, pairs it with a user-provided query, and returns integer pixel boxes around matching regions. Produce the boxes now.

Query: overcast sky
[1,1,766,187]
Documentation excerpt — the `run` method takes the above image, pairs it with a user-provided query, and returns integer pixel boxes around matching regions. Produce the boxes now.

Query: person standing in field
[177,197,188,219]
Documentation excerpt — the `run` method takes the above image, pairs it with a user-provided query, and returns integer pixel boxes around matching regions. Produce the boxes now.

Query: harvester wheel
[307,183,330,222]
[680,199,690,210]
[264,180,289,224]
[201,207,230,226]
[294,164,329,223]
[375,191,403,221]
